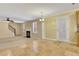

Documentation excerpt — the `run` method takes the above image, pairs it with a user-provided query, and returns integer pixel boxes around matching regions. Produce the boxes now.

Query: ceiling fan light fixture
[39,18,45,22]
[39,18,42,21]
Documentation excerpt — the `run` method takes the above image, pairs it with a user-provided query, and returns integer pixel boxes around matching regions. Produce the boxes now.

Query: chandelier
[39,12,45,22]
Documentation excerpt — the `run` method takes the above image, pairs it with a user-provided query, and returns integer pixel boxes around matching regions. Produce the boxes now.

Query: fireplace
[26,31,30,38]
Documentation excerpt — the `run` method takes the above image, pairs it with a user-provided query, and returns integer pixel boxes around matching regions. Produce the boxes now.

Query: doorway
[56,16,70,42]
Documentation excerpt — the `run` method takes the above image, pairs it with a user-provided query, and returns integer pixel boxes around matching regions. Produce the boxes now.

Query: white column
[42,22,45,39]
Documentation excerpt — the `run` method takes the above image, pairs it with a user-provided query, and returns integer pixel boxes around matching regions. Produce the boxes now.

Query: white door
[56,16,70,42]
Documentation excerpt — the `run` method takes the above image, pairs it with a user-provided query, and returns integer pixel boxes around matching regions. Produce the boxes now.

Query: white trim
[46,8,77,18]
[56,18,59,41]
[13,20,24,23]
[42,22,45,39]
[33,37,77,44]
[32,21,38,33]
[56,15,70,42]
[32,37,41,40]
[45,37,77,45]
[66,16,70,42]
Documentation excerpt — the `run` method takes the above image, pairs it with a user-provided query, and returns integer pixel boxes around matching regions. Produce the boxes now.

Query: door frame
[41,22,45,39]
[56,15,70,42]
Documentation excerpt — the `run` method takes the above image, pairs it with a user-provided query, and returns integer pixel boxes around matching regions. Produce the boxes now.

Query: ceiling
[0,3,79,23]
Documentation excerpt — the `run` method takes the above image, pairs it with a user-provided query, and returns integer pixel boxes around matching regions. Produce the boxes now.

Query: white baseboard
[31,37,77,45]
[44,37,77,45]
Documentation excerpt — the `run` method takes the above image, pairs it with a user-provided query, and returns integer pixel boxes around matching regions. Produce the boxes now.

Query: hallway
[0,3,78,56]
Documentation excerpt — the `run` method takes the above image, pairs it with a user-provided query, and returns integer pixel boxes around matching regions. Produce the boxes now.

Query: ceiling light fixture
[72,3,75,5]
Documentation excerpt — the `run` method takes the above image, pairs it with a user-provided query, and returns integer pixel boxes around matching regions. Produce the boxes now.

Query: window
[32,21,37,33]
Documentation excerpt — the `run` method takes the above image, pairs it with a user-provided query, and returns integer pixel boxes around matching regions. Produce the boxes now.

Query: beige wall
[0,21,23,39]
[15,23,23,36]
[0,21,14,39]
[45,11,77,43]
[45,16,56,39]
[9,21,23,36]
[24,10,77,44]
[24,19,42,39]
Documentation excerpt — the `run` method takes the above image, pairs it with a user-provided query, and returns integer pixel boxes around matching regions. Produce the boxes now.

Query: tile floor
[0,36,79,56]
